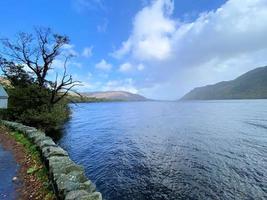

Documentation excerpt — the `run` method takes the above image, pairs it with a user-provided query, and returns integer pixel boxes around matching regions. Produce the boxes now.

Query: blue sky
[1,0,267,100]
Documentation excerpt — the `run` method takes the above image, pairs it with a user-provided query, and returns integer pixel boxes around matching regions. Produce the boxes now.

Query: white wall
[0,98,8,109]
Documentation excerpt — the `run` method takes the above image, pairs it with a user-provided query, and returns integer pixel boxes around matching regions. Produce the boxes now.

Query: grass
[10,131,55,200]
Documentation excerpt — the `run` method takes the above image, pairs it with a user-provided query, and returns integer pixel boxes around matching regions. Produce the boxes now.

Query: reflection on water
[59,100,267,200]
[0,145,19,200]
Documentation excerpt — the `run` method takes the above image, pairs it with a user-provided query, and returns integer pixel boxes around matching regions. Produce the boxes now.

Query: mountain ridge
[81,91,147,101]
[181,66,267,100]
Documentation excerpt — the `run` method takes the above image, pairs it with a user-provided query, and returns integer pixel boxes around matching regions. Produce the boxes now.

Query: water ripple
[60,101,267,200]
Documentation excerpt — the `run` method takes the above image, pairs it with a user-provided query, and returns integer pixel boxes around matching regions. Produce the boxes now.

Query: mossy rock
[65,190,102,200]
[81,192,102,200]
[65,190,90,200]
[56,174,91,197]
[36,137,57,149]
[42,146,68,159]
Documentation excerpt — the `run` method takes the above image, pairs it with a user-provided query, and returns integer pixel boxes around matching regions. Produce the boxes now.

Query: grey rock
[82,180,96,193]
[56,174,88,195]
[27,131,45,140]
[48,156,74,173]
[24,128,38,136]
[32,133,47,144]
[10,122,21,128]
[65,190,90,200]
[19,126,34,133]
[66,170,88,183]
[48,156,74,178]
[80,192,102,200]
[36,137,56,149]
[91,192,102,200]
[1,120,12,126]
[42,146,68,158]
[1,120,102,199]
[1,121,17,130]
[14,124,27,131]
[51,164,84,181]
[48,156,73,166]
[64,165,84,175]
[55,172,96,196]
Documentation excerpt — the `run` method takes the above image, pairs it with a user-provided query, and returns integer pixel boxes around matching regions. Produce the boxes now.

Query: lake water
[59,100,267,200]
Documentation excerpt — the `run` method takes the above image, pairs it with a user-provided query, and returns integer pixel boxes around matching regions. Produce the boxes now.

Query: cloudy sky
[1,0,267,100]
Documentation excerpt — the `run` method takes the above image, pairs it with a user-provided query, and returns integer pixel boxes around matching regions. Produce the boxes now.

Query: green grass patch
[10,131,55,199]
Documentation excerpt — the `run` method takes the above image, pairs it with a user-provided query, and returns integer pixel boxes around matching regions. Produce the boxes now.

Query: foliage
[10,131,55,199]
[27,166,39,174]
[67,95,112,103]
[0,28,79,135]
[1,82,70,134]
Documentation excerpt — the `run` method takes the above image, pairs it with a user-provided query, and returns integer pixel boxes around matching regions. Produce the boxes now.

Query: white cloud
[113,0,175,61]
[62,44,78,56]
[79,82,95,90]
[119,62,132,72]
[102,78,138,94]
[95,59,112,71]
[72,62,82,68]
[118,62,145,73]
[52,59,82,69]
[62,44,74,49]
[82,46,93,58]
[112,0,267,99]
[51,59,65,69]
[137,63,145,71]
[112,40,131,59]
[75,76,138,94]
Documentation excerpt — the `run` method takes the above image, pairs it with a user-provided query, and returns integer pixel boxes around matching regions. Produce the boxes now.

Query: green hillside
[181,66,267,100]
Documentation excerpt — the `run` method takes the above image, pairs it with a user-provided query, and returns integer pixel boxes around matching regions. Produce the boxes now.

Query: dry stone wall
[1,120,102,200]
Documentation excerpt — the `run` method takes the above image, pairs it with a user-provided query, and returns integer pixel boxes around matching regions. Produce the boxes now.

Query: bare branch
[0,28,80,105]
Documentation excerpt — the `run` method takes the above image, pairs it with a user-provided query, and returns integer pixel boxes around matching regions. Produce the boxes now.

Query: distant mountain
[81,91,147,101]
[181,66,267,100]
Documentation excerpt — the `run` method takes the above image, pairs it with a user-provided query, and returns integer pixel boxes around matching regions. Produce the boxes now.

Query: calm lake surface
[59,100,267,200]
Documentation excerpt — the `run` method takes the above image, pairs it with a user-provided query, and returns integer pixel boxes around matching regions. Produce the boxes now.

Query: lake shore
[0,125,55,200]
[1,120,102,200]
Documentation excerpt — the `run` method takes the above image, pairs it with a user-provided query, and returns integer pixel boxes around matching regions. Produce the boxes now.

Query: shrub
[0,28,81,138]
[2,84,70,136]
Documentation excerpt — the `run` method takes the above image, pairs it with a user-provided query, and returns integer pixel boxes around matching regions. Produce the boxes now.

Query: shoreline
[0,125,55,199]
[0,120,102,200]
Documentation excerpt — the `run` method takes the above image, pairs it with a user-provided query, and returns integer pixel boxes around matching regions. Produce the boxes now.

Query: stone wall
[1,120,102,200]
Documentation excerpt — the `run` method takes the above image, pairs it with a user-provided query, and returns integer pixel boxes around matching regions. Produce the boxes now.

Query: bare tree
[50,55,81,104]
[0,27,80,105]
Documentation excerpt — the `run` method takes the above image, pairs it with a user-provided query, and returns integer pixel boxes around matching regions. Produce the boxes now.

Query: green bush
[2,84,70,136]
[0,28,80,138]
